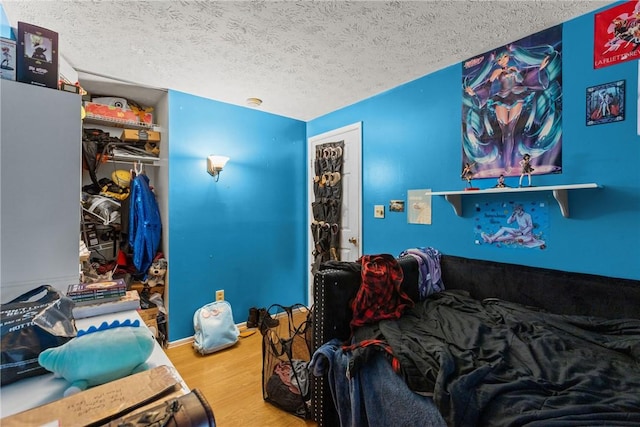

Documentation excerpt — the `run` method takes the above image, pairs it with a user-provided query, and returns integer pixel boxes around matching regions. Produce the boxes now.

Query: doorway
[307,122,362,305]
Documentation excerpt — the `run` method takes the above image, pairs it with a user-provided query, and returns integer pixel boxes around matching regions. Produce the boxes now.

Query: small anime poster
[594,1,640,69]
[474,201,548,250]
[586,80,625,126]
[461,25,562,180]
[407,189,431,225]
[16,21,58,89]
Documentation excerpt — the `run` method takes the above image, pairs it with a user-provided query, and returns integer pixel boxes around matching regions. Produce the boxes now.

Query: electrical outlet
[215,289,224,301]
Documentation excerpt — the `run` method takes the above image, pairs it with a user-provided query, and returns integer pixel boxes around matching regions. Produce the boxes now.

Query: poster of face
[461,25,562,180]
[594,1,640,69]
[475,201,548,250]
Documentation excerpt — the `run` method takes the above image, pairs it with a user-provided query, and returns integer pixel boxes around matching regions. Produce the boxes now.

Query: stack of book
[71,290,141,319]
[67,279,142,319]
[67,279,127,306]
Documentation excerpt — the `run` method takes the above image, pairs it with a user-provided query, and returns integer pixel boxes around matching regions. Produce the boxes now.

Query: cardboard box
[1,365,184,427]
[84,101,153,127]
[138,306,159,323]
[1,38,16,81]
[131,282,164,297]
[121,128,161,143]
[58,53,78,85]
[138,306,160,337]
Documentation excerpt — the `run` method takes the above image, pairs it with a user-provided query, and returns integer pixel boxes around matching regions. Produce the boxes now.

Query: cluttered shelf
[107,144,164,166]
[428,183,601,218]
[83,100,156,130]
[83,114,154,130]
[83,126,162,169]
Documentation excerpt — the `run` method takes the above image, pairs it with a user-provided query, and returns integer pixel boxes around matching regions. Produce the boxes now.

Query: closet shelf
[107,155,164,166]
[84,114,156,130]
[428,183,601,218]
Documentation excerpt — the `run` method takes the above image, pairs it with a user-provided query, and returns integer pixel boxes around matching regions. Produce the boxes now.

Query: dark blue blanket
[380,290,640,426]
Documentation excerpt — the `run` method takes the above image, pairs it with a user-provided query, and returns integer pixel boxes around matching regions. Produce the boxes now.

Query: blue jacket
[128,173,162,275]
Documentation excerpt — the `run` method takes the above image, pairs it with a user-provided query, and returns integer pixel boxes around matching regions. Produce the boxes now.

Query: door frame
[307,122,363,306]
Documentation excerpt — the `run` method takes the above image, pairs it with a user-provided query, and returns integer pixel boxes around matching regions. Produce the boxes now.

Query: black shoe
[247,307,259,328]
[258,308,279,333]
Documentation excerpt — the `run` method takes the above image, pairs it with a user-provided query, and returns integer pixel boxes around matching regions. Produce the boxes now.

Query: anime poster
[474,201,548,250]
[16,21,58,89]
[586,80,625,126]
[594,1,640,69]
[462,25,562,180]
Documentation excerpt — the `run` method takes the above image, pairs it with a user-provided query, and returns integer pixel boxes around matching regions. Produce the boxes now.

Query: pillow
[38,319,155,396]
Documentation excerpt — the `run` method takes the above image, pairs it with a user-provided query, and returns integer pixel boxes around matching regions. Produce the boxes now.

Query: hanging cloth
[128,173,162,275]
[350,254,414,330]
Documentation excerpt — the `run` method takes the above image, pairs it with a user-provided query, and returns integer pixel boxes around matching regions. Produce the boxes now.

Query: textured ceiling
[2,1,612,121]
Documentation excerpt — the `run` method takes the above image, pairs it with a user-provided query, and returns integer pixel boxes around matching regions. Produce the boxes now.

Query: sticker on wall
[462,25,562,180]
[389,200,405,213]
[408,189,431,225]
[586,80,625,126]
[594,1,640,69]
[474,201,548,250]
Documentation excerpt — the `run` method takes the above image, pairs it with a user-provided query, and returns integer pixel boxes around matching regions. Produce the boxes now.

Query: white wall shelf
[428,183,601,218]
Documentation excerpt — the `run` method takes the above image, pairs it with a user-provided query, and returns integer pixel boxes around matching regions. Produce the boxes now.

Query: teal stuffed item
[38,319,155,396]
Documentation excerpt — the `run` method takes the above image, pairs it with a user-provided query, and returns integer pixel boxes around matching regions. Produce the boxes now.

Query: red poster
[594,1,640,68]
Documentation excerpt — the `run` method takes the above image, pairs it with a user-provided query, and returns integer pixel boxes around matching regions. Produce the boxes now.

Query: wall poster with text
[462,25,562,180]
[594,1,640,69]
[475,200,548,250]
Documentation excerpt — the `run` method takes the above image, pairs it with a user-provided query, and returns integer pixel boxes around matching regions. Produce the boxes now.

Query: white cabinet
[0,80,81,301]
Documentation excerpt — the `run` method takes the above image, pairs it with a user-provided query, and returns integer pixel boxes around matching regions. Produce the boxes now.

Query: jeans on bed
[310,339,446,427]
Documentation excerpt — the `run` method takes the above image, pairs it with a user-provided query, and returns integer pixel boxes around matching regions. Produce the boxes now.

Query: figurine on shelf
[495,174,508,188]
[519,154,534,187]
[461,162,476,188]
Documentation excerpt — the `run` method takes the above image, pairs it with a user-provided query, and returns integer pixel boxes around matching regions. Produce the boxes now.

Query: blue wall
[308,12,640,281]
[167,90,307,340]
[166,7,639,341]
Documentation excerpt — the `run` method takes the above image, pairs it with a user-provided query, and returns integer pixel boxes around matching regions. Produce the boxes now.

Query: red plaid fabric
[342,338,401,376]
[350,254,414,330]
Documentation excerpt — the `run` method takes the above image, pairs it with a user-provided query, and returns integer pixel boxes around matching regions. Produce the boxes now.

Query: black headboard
[440,255,640,320]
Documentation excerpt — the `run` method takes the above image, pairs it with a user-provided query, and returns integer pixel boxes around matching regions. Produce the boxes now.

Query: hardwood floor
[165,328,318,427]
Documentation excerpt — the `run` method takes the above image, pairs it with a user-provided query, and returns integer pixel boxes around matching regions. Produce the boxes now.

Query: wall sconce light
[207,155,229,181]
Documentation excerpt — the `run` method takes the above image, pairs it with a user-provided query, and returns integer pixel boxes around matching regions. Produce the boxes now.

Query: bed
[309,253,640,427]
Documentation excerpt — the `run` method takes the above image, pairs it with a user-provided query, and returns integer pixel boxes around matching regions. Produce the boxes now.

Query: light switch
[374,205,385,218]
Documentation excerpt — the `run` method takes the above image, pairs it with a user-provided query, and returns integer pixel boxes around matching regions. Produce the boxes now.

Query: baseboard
[167,336,193,348]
